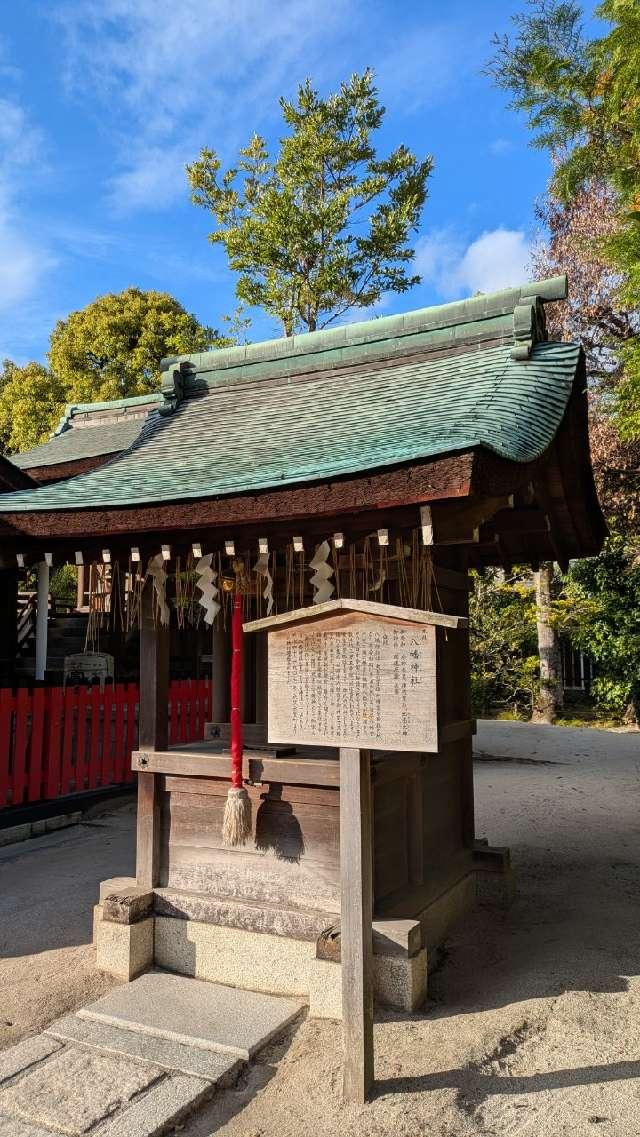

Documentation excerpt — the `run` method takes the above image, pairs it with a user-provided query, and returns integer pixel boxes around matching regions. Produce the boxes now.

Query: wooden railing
[0,678,211,808]
[16,594,37,653]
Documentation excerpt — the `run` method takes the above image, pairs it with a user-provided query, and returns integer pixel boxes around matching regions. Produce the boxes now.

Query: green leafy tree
[187,69,432,335]
[487,0,640,435]
[470,568,540,716]
[556,533,640,720]
[49,287,221,404]
[0,289,222,456]
[0,360,67,454]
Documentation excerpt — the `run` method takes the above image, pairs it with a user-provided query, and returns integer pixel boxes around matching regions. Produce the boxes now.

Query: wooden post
[76,564,85,610]
[0,569,18,686]
[211,619,230,723]
[136,577,169,888]
[255,631,268,724]
[340,747,374,1104]
[35,561,49,682]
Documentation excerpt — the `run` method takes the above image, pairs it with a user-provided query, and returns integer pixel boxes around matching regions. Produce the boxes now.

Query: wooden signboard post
[245,598,456,1103]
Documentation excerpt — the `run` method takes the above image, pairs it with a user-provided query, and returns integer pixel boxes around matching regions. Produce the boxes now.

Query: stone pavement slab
[79,970,303,1058]
[0,1045,162,1136]
[46,1014,241,1083]
[97,1073,210,1136]
[0,1036,61,1086]
[0,1117,53,1137]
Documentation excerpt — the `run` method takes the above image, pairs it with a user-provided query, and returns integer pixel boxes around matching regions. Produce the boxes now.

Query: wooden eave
[0,357,605,569]
[0,458,37,493]
[20,452,123,486]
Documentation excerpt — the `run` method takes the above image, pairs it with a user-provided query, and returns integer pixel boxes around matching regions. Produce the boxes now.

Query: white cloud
[415,227,532,299]
[489,137,513,156]
[0,92,56,346]
[55,0,353,214]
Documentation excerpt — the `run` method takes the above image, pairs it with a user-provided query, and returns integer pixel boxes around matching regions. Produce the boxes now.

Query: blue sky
[0,0,568,363]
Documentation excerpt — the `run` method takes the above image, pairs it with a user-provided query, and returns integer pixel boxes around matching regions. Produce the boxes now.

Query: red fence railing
[0,678,211,808]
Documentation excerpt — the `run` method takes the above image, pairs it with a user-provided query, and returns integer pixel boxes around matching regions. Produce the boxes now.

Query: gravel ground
[2,722,639,1136]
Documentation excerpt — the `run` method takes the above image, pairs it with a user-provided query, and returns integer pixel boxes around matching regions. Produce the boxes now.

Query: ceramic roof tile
[0,339,580,513]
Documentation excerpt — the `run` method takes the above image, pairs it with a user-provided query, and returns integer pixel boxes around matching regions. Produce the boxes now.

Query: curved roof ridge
[161,275,568,383]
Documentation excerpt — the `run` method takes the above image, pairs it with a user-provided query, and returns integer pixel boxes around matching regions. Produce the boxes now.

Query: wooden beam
[425,496,514,545]
[132,747,341,787]
[0,452,474,543]
[340,747,374,1104]
[135,576,169,889]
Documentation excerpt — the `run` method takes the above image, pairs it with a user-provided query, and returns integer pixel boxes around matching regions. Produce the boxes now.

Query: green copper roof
[0,339,581,513]
[11,393,164,470]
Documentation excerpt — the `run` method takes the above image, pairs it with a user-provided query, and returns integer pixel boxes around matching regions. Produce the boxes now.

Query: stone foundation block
[154,916,315,997]
[102,886,154,925]
[308,949,428,1019]
[96,915,154,981]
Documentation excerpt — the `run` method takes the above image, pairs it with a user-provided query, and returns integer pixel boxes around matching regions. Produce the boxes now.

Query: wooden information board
[267,612,438,752]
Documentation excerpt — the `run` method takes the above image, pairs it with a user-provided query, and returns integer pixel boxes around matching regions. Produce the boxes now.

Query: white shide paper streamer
[147,553,171,626]
[195,553,221,625]
[253,552,274,615]
[309,540,335,605]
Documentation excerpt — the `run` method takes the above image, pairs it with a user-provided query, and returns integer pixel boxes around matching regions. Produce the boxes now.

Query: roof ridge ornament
[159,360,194,416]
[512,295,548,360]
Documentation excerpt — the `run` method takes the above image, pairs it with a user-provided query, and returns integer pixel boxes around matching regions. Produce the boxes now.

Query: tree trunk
[532,562,563,723]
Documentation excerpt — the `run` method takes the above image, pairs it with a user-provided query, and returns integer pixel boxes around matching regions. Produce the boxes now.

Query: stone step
[0,972,304,1137]
[78,970,303,1060]
[46,1014,241,1084]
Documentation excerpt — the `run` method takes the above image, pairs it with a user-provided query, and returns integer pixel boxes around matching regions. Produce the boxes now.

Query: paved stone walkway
[0,973,302,1136]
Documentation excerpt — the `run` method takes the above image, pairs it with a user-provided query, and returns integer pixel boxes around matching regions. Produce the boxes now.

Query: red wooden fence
[0,678,211,808]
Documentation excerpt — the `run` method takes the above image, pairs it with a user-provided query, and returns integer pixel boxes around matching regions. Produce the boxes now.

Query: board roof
[244,598,468,632]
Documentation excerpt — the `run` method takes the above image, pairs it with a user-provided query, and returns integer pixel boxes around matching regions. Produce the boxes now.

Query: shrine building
[0,273,605,1013]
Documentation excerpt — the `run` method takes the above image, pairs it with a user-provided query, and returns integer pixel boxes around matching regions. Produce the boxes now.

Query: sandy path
[181,722,640,1137]
[1,723,639,1135]
[0,804,135,1051]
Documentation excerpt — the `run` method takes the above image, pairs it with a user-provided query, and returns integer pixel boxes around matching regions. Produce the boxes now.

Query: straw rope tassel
[222,593,252,845]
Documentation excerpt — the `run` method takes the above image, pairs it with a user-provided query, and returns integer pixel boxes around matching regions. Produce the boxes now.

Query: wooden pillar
[255,631,268,724]
[136,577,169,888]
[76,564,85,610]
[242,628,256,723]
[0,569,18,685]
[35,561,49,682]
[340,747,374,1103]
[211,619,230,723]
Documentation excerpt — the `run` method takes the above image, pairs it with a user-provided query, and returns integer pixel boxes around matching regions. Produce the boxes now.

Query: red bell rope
[230,592,244,790]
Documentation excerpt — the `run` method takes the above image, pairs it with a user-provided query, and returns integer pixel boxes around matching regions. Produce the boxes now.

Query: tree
[470,568,540,717]
[487,0,640,434]
[187,69,432,336]
[49,288,220,405]
[531,178,640,528]
[0,289,221,456]
[0,360,67,454]
[533,563,564,721]
[557,534,640,721]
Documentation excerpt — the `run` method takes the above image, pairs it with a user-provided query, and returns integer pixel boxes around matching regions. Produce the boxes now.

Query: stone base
[92,867,489,1016]
[93,879,429,1018]
[94,908,154,981]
